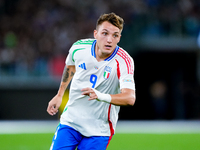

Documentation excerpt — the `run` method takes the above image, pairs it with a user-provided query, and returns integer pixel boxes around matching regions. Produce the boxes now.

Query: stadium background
[0,1,200,149]
[0,0,200,121]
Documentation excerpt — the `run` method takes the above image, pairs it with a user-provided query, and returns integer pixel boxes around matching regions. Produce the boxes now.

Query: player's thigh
[77,136,110,150]
[50,124,82,150]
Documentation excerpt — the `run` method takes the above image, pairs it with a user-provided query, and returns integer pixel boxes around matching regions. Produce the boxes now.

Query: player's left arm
[110,88,135,106]
[81,88,136,106]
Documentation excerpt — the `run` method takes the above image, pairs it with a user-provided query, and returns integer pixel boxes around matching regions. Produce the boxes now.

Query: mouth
[105,45,112,49]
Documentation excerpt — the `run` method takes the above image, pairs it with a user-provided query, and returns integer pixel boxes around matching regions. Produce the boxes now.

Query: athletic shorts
[50,124,112,150]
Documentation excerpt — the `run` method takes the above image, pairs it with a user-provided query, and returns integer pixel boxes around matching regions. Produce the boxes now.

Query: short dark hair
[96,12,124,31]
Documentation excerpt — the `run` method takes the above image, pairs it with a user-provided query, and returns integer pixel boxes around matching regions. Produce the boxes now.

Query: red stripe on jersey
[118,48,133,74]
[117,48,133,74]
[106,104,114,148]
[115,59,120,79]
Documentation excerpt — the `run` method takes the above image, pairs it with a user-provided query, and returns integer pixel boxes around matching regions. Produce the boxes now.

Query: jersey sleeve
[119,56,136,91]
[65,45,75,65]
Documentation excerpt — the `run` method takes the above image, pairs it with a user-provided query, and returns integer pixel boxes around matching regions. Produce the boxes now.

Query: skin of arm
[110,88,135,106]
[47,65,75,116]
[81,88,136,106]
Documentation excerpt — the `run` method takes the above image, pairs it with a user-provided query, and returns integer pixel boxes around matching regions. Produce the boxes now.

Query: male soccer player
[47,12,136,150]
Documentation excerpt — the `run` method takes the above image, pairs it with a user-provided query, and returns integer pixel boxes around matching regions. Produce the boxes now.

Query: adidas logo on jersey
[79,63,86,70]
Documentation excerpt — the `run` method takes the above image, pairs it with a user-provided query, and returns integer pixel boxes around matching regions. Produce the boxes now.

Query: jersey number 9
[90,74,97,88]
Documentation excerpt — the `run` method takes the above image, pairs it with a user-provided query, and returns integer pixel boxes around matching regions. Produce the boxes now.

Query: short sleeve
[65,46,75,66]
[119,57,135,90]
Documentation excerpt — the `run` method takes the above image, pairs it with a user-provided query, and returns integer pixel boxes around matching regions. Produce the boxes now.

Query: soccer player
[47,12,136,150]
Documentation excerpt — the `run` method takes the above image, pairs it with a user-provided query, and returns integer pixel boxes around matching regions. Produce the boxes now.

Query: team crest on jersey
[103,66,112,79]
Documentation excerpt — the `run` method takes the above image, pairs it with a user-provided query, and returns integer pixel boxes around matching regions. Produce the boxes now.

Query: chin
[102,50,112,55]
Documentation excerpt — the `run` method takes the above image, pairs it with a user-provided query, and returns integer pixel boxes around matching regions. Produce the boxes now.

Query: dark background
[0,0,200,120]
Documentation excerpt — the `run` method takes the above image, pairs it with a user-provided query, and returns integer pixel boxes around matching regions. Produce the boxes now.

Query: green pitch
[108,133,200,150]
[0,133,199,150]
[0,133,53,150]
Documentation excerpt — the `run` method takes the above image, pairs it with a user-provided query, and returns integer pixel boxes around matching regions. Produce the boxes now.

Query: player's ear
[94,30,97,39]
[117,34,121,43]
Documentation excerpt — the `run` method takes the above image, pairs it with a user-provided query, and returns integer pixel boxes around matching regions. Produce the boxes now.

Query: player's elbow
[127,95,136,106]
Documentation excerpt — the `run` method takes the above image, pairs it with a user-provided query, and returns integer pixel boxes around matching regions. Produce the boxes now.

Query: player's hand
[47,94,62,116]
[81,87,98,100]
[82,88,112,103]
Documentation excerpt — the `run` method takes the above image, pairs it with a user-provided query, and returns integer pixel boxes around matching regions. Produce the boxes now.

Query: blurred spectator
[0,0,199,121]
[0,0,199,77]
[150,80,167,119]
[49,53,66,77]
[198,30,200,48]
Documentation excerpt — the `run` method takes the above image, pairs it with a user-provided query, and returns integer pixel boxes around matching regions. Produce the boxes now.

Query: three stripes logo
[79,63,86,70]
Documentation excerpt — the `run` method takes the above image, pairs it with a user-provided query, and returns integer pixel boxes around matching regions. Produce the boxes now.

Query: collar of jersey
[91,40,119,61]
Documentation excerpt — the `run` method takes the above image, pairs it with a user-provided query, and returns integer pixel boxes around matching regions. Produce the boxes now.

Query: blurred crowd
[0,0,199,77]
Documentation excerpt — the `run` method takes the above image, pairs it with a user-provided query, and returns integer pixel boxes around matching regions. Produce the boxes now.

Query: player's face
[94,21,121,58]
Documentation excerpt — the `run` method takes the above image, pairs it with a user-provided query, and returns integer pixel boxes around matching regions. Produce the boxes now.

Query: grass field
[109,133,200,150]
[0,133,200,150]
[0,121,200,150]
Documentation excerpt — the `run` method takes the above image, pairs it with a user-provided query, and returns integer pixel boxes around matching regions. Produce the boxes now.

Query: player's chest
[75,54,118,79]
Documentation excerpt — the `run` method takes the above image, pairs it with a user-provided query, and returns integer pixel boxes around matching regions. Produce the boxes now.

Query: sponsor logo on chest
[103,66,112,79]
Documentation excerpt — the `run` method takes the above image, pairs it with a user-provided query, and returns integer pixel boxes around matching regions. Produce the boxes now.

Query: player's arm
[110,88,135,106]
[47,65,75,115]
[81,88,136,106]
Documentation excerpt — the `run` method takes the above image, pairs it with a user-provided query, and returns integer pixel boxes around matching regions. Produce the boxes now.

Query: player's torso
[71,40,120,94]
[61,39,126,136]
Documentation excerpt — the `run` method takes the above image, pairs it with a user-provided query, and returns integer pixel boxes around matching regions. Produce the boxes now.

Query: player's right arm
[47,65,75,116]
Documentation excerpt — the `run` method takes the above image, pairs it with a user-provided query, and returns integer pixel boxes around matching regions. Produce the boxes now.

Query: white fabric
[92,88,111,103]
[60,39,135,137]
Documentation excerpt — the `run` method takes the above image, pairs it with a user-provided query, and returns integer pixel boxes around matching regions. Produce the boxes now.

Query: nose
[107,35,112,43]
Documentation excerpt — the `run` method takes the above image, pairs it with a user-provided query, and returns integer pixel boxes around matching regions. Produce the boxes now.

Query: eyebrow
[102,29,120,34]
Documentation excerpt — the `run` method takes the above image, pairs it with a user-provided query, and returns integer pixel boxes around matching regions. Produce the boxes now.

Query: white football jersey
[60,39,135,137]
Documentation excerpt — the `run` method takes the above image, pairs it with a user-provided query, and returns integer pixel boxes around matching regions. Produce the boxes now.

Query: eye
[113,34,119,38]
[102,32,108,36]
